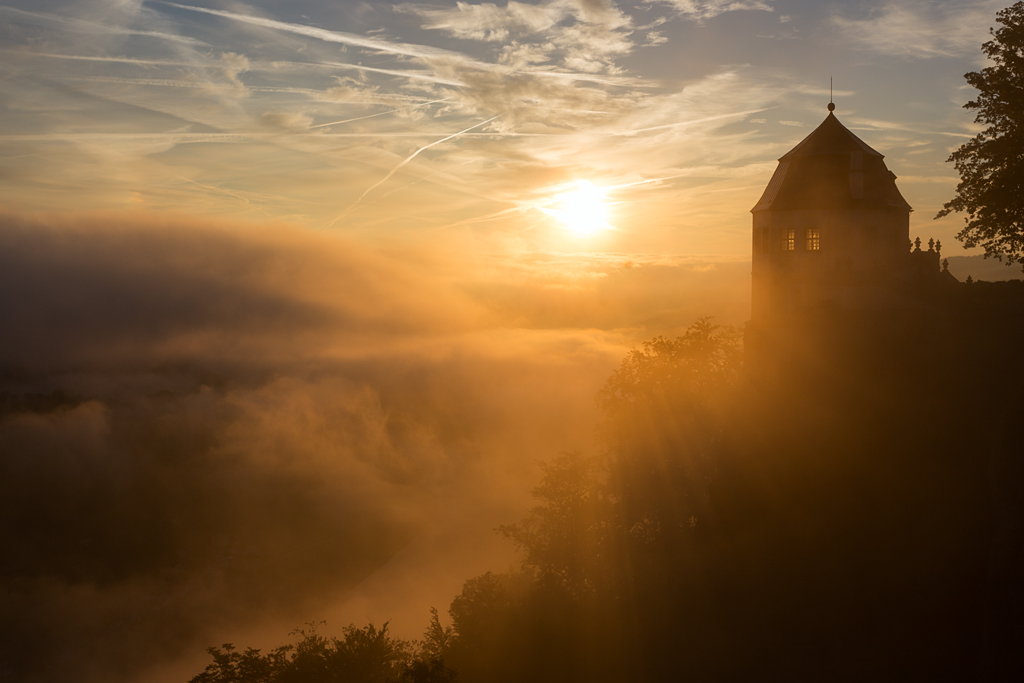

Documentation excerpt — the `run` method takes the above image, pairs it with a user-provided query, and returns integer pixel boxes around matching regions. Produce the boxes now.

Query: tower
[749,104,916,322]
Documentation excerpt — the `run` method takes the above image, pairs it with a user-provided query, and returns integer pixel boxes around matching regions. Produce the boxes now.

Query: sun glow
[542,180,612,235]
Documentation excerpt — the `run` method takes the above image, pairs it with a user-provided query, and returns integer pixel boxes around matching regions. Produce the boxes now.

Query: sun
[542,180,612,235]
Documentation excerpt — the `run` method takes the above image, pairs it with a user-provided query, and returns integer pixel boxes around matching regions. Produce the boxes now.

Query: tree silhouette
[596,318,741,421]
[189,621,455,683]
[496,320,742,603]
[597,318,741,543]
[937,1,1024,265]
[498,452,610,598]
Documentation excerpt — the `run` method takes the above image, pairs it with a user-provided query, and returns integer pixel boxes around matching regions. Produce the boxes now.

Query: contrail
[1,51,198,67]
[604,174,689,191]
[614,107,774,136]
[154,1,464,61]
[309,98,451,130]
[425,206,525,232]
[323,62,465,87]
[324,115,501,229]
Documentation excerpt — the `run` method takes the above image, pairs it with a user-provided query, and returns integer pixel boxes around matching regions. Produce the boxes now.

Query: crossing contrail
[324,115,501,229]
[309,98,452,130]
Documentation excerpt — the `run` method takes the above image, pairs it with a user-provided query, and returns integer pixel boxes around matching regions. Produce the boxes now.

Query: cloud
[261,111,314,132]
[0,3,206,45]
[402,0,637,75]
[406,0,568,42]
[0,211,751,682]
[0,47,784,245]
[154,1,473,62]
[144,2,644,134]
[218,51,250,94]
[0,214,478,373]
[830,0,1005,59]
[408,0,633,40]
[645,30,668,46]
[647,0,774,21]
[0,1,791,248]
[464,250,752,330]
[321,63,466,88]
[0,381,425,682]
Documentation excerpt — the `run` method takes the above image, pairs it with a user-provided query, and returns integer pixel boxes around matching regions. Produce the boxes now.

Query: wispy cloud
[0,5,206,45]
[0,0,972,252]
[321,62,466,87]
[830,0,1004,59]
[402,0,637,74]
[404,0,571,42]
[845,117,976,139]
[406,0,633,40]
[153,1,471,61]
[647,0,774,21]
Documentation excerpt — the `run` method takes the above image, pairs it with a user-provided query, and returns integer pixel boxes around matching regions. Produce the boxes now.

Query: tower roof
[780,111,882,160]
[752,110,912,213]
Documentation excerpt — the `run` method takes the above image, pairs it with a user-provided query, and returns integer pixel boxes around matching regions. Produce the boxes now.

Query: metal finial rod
[828,77,835,112]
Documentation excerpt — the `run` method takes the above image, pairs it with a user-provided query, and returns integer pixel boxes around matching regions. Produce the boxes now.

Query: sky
[0,2,1017,682]
[0,0,1008,255]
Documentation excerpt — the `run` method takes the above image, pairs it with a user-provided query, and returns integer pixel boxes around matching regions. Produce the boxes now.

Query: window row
[758,227,821,253]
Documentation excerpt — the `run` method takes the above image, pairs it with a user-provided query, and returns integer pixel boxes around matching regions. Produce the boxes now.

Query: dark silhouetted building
[744,105,972,375]
[748,106,943,322]
[741,104,1024,680]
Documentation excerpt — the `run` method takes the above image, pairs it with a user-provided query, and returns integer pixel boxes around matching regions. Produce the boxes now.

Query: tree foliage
[493,320,742,601]
[937,1,1024,264]
[596,317,741,426]
[189,621,455,683]
[497,452,609,598]
[596,319,741,537]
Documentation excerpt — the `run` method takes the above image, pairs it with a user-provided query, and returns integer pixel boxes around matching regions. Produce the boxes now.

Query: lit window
[806,227,820,251]
[782,228,795,251]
